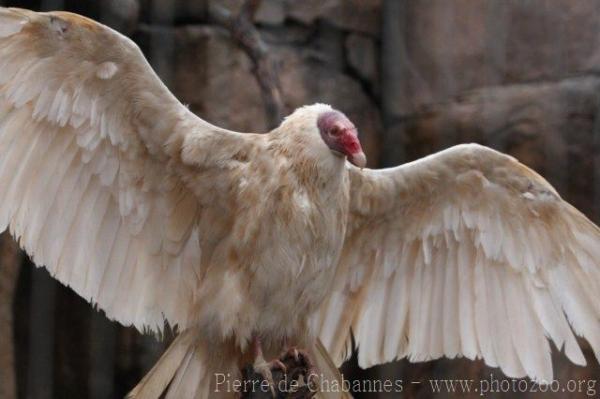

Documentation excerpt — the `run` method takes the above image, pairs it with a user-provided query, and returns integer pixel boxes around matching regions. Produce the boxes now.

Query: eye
[330,126,342,136]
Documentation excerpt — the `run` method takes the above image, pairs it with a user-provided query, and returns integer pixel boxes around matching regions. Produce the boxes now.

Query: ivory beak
[349,151,367,168]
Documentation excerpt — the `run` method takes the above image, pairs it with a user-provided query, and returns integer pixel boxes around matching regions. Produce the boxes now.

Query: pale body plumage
[2,7,600,399]
[187,114,351,346]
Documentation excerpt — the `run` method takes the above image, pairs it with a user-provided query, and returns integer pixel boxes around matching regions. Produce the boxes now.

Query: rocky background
[2,0,600,398]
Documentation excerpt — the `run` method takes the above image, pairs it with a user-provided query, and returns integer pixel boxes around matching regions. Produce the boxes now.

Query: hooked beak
[339,129,366,167]
[348,151,367,168]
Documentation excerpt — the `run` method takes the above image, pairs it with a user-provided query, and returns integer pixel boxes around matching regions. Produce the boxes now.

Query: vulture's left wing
[0,8,260,333]
[317,143,600,382]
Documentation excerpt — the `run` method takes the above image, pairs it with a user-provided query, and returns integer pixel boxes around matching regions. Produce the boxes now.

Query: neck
[268,131,346,188]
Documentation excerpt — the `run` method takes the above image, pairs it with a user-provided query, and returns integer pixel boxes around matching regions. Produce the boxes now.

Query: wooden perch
[208,0,286,129]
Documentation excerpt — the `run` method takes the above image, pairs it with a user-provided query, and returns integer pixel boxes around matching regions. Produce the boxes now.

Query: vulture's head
[280,104,367,168]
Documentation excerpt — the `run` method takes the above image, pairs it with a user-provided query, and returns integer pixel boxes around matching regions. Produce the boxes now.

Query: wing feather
[457,241,479,360]
[0,7,258,332]
[442,243,459,358]
[319,143,600,382]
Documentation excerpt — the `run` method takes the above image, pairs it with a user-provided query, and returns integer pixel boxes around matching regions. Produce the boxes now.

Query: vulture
[2,6,600,399]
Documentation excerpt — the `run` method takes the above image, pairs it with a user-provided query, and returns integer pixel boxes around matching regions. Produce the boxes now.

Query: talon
[282,347,301,363]
[250,336,286,397]
[279,346,319,392]
[253,361,276,396]
[272,359,287,374]
[283,347,313,369]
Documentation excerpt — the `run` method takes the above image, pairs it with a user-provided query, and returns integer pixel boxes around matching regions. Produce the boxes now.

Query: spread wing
[0,8,259,332]
[317,143,600,382]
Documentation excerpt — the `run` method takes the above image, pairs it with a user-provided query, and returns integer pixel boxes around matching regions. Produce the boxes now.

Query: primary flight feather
[1,7,600,398]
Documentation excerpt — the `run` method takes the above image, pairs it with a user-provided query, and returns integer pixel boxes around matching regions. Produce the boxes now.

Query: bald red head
[317,111,367,167]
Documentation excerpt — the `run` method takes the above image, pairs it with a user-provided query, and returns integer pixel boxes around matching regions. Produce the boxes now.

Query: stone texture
[255,0,286,25]
[383,0,600,116]
[139,0,208,23]
[303,22,346,69]
[100,0,140,34]
[259,24,313,46]
[285,0,381,36]
[205,0,381,35]
[135,24,382,165]
[345,33,378,88]
[160,25,268,132]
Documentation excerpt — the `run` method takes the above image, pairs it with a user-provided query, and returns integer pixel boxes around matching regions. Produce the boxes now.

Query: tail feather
[127,330,238,399]
[165,347,208,399]
[312,339,354,399]
[128,333,352,399]
[126,331,197,399]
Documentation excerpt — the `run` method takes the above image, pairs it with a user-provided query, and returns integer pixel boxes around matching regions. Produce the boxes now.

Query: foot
[279,348,319,392]
[252,357,287,397]
[241,337,318,398]
[246,336,286,398]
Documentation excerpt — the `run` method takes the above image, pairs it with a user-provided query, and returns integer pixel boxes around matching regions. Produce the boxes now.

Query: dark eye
[330,126,342,136]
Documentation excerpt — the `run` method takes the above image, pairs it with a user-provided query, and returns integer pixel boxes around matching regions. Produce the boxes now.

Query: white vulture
[2,7,600,399]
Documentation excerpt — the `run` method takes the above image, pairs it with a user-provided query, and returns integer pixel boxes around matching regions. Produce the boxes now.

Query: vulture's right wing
[0,8,261,332]
[319,143,600,383]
